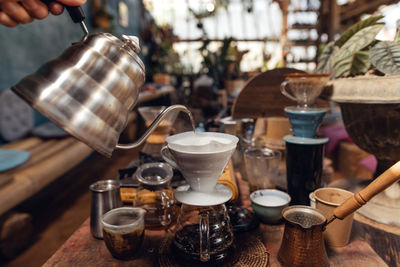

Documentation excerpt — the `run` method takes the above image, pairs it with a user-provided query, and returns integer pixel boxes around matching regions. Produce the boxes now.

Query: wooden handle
[334,161,400,219]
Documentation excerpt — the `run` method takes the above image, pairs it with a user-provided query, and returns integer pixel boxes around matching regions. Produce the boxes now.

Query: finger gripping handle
[41,1,85,23]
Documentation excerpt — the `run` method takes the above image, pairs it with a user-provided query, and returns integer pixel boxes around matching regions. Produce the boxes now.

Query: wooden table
[44,174,389,267]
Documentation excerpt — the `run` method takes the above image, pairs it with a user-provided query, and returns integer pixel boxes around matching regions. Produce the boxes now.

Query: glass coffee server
[161,131,239,263]
[134,162,175,230]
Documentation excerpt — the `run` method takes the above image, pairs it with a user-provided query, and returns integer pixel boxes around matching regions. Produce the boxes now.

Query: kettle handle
[64,5,85,23]
[41,1,85,22]
[41,1,88,34]
[333,161,400,220]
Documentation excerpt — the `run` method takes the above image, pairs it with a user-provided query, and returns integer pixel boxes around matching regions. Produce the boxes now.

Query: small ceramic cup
[250,189,291,224]
[102,207,146,260]
[314,187,354,247]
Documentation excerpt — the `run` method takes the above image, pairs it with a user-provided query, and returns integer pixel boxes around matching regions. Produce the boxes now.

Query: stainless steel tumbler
[89,179,122,239]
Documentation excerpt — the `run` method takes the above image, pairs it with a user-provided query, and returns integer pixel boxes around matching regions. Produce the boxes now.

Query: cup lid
[89,179,120,192]
[283,135,329,145]
[136,162,173,186]
[284,106,329,114]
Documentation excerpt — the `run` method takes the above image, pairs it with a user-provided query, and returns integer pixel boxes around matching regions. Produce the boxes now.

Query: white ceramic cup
[161,131,238,193]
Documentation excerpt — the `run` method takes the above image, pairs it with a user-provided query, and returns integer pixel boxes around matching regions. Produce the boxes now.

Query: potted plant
[199,38,249,95]
[141,22,182,84]
[317,16,400,176]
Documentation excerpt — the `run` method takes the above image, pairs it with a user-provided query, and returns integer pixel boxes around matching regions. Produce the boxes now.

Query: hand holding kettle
[0,0,86,27]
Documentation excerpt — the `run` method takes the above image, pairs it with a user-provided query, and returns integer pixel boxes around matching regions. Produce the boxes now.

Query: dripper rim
[284,106,329,113]
[102,207,146,234]
[165,131,239,154]
[282,205,327,229]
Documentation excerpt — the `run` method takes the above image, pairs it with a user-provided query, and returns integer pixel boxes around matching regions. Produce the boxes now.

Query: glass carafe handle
[280,81,298,102]
[161,146,179,169]
[199,212,210,262]
[159,191,172,226]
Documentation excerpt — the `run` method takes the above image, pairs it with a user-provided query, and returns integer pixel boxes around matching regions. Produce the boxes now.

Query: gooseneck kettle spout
[116,105,194,150]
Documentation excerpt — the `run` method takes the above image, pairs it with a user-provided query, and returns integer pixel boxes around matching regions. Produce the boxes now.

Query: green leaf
[370,41,400,75]
[334,51,371,78]
[336,24,384,61]
[316,41,338,74]
[335,15,383,47]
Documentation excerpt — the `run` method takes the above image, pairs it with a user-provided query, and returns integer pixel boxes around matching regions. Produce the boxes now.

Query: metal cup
[89,179,122,239]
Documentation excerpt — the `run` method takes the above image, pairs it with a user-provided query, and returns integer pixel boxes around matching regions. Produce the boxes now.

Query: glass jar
[133,162,175,230]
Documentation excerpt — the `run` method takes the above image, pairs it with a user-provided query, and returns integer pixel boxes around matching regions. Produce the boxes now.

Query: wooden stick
[0,140,92,216]
[333,161,400,220]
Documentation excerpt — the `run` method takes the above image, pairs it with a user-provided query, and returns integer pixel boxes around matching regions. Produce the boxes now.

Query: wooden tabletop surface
[44,173,389,267]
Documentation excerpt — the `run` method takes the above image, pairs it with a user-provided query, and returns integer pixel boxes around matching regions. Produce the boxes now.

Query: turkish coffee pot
[278,161,400,267]
[12,6,192,157]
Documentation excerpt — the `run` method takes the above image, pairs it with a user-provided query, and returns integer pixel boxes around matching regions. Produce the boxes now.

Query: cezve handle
[333,161,400,220]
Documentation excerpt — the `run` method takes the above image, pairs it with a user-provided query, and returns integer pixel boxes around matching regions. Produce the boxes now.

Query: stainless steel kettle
[12,33,192,157]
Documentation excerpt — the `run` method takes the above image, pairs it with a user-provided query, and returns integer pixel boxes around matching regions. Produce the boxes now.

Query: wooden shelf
[289,24,318,30]
[287,58,316,64]
[290,8,319,13]
[286,40,318,47]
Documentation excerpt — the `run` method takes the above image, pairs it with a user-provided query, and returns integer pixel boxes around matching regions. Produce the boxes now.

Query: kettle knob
[121,35,141,53]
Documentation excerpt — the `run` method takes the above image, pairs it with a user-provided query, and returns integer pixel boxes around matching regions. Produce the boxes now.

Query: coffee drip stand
[281,74,330,205]
[161,132,238,263]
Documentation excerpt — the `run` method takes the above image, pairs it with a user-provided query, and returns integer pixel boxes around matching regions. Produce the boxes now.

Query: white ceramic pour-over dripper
[161,132,238,194]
